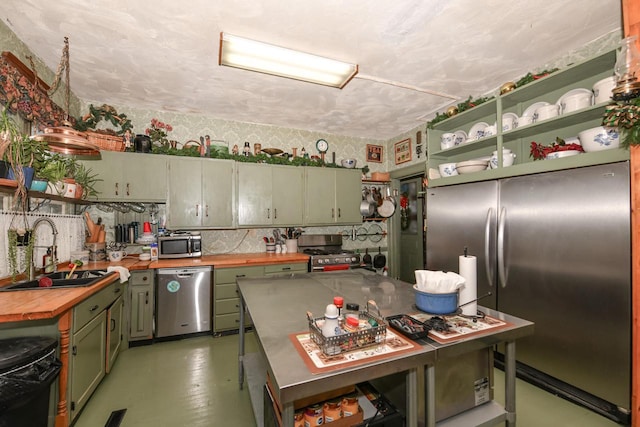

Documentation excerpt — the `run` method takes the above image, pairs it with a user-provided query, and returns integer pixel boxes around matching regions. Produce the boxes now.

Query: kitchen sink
[0,270,110,291]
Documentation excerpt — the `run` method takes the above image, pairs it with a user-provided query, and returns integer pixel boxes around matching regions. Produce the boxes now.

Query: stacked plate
[456,159,489,174]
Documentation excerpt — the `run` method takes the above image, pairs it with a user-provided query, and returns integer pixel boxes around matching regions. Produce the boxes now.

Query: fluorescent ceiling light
[219,32,358,89]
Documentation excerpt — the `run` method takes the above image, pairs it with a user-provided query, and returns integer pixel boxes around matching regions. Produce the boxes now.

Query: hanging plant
[7,227,35,282]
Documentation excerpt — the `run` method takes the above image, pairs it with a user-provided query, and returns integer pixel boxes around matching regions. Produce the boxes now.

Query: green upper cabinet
[79,151,167,201]
[426,49,629,187]
[167,157,235,228]
[304,167,362,225]
[237,163,303,226]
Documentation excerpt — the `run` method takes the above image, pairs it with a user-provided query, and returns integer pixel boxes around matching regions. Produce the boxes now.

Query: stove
[297,234,361,271]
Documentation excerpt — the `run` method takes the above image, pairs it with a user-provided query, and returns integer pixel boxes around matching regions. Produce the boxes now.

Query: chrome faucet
[29,217,58,280]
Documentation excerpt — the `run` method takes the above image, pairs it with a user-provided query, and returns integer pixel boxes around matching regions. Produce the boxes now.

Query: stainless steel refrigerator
[425,162,631,422]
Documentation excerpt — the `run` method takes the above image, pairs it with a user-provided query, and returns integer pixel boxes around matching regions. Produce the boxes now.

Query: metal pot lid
[377,199,395,217]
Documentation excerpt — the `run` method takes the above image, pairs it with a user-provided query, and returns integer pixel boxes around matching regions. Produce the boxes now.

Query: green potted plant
[38,154,69,196]
[0,111,47,206]
[71,161,101,200]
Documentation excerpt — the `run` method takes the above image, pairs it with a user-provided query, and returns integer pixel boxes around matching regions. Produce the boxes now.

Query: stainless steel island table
[237,271,533,427]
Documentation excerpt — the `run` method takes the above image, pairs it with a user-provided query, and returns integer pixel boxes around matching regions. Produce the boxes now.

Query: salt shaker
[321,304,340,337]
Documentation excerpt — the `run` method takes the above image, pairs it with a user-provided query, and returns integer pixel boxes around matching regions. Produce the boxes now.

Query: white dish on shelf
[556,88,593,114]
[454,130,467,145]
[545,150,582,159]
[502,112,518,131]
[522,101,550,117]
[456,159,489,174]
[467,122,490,141]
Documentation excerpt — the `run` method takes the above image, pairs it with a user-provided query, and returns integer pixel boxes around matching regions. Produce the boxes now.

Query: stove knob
[324,258,331,264]
[351,256,358,262]
[318,259,324,265]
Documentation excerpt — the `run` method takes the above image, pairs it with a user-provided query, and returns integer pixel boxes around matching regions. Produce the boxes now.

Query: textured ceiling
[1,0,622,140]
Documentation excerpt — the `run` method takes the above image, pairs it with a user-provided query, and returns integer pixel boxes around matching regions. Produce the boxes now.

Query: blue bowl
[414,286,458,314]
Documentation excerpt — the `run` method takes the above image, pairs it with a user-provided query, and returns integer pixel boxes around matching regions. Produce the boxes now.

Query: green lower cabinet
[70,311,107,421]
[68,279,125,422]
[129,270,154,341]
[106,294,124,374]
[213,263,307,332]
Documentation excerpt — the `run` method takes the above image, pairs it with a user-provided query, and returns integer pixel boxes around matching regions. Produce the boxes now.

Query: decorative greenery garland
[75,104,133,135]
[603,98,640,149]
[426,68,559,129]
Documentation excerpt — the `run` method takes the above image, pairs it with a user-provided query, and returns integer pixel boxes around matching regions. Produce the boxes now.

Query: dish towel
[107,266,131,283]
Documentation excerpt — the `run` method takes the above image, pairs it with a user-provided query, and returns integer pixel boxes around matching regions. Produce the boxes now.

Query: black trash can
[0,336,61,427]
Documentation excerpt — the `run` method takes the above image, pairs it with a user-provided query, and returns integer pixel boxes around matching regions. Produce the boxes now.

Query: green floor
[74,333,621,427]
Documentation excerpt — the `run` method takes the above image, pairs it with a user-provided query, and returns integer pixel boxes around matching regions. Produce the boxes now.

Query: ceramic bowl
[577,126,620,152]
[438,162,458,177]
[559,92,593,114]
[456,160,489,174]
[516,115,534,127]
[534,104,560,121]
[546,150,582,159]
[341,158,357,168]
[593,76,616,104]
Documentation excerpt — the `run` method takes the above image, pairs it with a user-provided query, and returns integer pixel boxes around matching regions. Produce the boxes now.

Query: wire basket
[308,300,387,356]
[86,131,125,152]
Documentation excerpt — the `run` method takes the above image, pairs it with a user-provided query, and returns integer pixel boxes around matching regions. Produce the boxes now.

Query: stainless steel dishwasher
[156,267,212,338]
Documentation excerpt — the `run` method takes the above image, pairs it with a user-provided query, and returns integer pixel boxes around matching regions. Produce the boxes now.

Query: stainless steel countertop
[237,270,534,407]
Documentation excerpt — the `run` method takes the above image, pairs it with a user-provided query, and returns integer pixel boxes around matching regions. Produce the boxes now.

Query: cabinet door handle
[205,205,209,217]
[267,208,271,219]
[274,208,277,219]
[236,274,246,278]
[115,182,119,196]
[338,208,341,218]
[331,208,335,218]
[89,304,99,312]
[72,345,77,356]
[196,204,199,217]
[282,267,291,271]
[110,318,116,332]
[114,287,120,294]
[126,183,130,196]
[145,291,149,304]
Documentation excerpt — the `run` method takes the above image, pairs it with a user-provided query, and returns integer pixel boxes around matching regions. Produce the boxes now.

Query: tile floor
[74,333,622,427]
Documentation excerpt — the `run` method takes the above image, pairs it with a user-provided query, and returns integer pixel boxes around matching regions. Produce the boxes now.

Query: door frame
[388,163,425,279]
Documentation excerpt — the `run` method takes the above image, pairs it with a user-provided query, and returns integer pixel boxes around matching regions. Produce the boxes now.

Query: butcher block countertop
[0,273,120,323]
[0,252,309,324]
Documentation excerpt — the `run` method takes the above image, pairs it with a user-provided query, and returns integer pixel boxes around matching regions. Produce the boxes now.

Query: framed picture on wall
[366,144,383,163]
[394,138,412,165]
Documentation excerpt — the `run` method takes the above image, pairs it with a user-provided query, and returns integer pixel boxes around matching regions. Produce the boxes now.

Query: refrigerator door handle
[497,206,507,288]
[484,208,495,288]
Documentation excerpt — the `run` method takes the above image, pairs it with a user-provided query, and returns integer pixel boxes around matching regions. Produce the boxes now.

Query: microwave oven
[158,233,202,258]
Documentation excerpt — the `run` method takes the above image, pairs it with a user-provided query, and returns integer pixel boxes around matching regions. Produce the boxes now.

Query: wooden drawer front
[74,282,124,332]
[215,266,265,284]
[214,313,252,331]
[264,263,307,275]
[215,298,241,315]
[215,283,239,300]
[130,270,153,286]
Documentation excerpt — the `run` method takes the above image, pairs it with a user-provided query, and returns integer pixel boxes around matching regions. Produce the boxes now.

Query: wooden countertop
[0,273,120,323]
[0,253,309,324]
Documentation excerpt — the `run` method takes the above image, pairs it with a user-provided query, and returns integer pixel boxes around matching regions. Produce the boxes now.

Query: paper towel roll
[459,255,477,316]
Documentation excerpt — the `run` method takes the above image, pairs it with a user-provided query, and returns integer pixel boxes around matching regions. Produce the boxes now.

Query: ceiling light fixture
[219,32,358,89]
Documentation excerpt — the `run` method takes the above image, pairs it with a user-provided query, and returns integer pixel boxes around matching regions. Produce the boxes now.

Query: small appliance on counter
[158,230,202,259]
